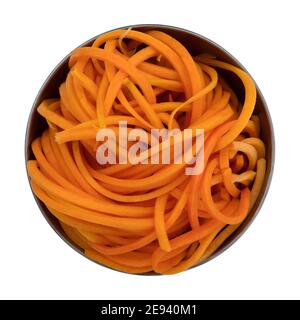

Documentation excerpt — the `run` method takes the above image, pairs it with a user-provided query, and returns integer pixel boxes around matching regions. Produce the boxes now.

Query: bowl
[25,24,275,273]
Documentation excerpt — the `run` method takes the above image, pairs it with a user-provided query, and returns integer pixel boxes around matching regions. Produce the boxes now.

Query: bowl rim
[25,23,275,275]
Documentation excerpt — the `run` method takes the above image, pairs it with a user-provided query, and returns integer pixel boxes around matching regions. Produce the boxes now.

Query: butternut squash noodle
[27,29,266,274]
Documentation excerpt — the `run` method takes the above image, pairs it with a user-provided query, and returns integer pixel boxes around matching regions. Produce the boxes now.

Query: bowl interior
[25,24,274,271]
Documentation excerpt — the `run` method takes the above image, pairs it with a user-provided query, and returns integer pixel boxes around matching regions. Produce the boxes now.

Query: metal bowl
[25,24,275,274]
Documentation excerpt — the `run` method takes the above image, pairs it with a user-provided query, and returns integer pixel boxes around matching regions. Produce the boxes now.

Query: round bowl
[25,24,275,274]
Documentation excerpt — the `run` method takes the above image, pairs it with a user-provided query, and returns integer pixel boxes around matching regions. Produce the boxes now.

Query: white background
[0,0,299,300]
